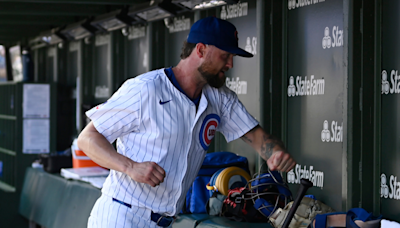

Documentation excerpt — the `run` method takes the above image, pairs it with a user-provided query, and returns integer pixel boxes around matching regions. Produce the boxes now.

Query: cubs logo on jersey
[199,114,220,150]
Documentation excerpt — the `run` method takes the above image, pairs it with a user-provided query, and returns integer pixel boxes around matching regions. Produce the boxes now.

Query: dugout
[0,0,398,227]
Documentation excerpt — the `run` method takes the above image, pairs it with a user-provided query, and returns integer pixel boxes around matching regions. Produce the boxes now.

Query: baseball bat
[281,178,313,228]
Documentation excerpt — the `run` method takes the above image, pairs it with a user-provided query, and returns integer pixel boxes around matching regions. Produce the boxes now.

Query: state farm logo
[287,75,325,97]
[164,16,191,33]
[287,76,296,96]
[287,164,324,188]
[127,24,146,40]
[226,77,247,94]
[244,37,257,55]
[220,2,248,20]
[322,26,343,49]
[381,173,400,200]
[381,70,400,95]
[288,0,326,10]
[95,85,109,98]
[321,120,343,142]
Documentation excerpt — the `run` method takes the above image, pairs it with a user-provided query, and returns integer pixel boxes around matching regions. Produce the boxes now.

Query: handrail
[0,114,16,120]
[0,180,16,192]
[0,147,16,156]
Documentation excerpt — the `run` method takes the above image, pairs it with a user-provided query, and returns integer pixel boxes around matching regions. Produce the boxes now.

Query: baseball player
[77,16,295,228]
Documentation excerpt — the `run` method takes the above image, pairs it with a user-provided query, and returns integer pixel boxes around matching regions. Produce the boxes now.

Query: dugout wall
[5,0,399,223]
[283,0,398,221]
[284,0,348,211]
[380,0,400,220]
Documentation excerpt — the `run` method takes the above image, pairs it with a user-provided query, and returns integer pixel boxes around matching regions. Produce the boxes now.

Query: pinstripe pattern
[88,194,159,228]
[86,68,258,226]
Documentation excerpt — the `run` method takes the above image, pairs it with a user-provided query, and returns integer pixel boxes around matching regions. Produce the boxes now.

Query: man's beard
[197,62,226,88]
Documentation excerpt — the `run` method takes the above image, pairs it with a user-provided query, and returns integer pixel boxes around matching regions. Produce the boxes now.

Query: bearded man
[77,16,295,228]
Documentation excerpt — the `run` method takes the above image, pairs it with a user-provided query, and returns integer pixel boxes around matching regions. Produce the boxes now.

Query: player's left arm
[241,125,295,172]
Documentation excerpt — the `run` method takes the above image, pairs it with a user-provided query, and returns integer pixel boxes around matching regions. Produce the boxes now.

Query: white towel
[381,219,400,228]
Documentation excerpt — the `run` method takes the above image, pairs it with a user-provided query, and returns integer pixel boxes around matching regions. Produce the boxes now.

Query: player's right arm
[77,122,165,187]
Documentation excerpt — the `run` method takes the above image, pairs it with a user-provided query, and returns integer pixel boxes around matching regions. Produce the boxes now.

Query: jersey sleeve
[85,78,143,143]
[218,86,259,142]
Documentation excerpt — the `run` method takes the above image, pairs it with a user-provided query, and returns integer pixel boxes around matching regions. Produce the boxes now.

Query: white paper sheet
[23,84,50,118]
[23,119,50,153]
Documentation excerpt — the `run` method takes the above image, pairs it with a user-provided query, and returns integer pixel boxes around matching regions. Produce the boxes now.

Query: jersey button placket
[184,105,196,188]
[175,102,196,214]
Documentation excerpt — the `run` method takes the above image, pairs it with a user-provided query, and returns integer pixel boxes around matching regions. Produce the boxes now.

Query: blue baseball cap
[187,17,253,58]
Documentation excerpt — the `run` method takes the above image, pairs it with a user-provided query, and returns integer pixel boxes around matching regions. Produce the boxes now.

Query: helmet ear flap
[253,198,275,217]
[277,185,292,199]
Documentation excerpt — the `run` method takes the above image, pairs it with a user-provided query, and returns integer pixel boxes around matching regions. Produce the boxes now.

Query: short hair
[180,40,197,59]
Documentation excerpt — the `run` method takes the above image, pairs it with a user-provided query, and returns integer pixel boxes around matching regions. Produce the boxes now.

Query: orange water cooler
[71,138,100,168]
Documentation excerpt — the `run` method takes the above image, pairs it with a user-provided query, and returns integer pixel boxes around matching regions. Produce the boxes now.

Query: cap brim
[217,46,254,58]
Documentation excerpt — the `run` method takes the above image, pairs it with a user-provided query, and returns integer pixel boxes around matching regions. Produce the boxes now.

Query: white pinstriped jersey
[86,68,258,217]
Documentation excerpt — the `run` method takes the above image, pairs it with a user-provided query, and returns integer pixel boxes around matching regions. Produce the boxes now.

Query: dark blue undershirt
[164,67,201,106]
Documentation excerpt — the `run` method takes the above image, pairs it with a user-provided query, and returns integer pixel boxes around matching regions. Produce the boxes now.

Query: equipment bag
[311,208,382,228]
[182,151,250,214]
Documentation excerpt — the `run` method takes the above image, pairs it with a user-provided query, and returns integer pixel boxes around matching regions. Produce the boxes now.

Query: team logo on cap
[234,31,238,41]
[199,114,220,150]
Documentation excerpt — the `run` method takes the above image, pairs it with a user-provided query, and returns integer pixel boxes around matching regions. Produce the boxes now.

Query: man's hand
[126,161,166,187]
[241,125,296,172]
[267,151,295,172]
[77,122,166,187]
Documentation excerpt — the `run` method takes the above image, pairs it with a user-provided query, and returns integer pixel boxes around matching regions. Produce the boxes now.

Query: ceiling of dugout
[0,0,238,48]
[0,0,158,47]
